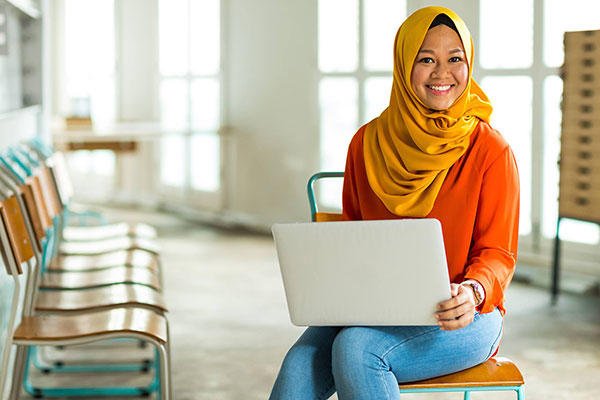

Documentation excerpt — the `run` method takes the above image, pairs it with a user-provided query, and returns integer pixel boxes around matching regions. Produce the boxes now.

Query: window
[478,0,600,246]
[318,0,406,208]
[63,0,116,124]
[158,0,222,201]
[62,0,116,181]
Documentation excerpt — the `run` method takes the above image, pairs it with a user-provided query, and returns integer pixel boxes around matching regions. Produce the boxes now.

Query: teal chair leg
[23,345,162,398]
[464,390,471,400]
[517,386,524,400]
[31,343,152,374]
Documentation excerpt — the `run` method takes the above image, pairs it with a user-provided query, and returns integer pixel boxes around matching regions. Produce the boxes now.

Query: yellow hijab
[363,6,492,217]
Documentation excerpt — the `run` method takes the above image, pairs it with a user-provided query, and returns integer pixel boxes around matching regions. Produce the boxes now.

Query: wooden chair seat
[13,307,168,344]
[49,249,159,272]
[62,222,157,241]
[40,267,161,291]
[35,283,167,313]
[314,212,344,222]
[59,236,160,256]
[399,357,523,390]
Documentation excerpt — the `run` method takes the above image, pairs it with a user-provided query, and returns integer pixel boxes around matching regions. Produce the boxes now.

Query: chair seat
[59,237,160,256]
[62,222,157,241]
[13,307,168,345]
[40,268,161,291]
[49,249,159,272]
[314,212,344,222]
[398,357,524,390]
[35,283,167,313]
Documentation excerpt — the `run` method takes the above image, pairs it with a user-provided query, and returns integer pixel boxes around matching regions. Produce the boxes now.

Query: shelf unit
[0,0,43,148]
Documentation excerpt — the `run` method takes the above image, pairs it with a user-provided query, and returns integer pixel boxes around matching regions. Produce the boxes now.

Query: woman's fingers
[437,284,470,312]
[435,284,476,330]
[437,309,474,330]
[436,301,474,321]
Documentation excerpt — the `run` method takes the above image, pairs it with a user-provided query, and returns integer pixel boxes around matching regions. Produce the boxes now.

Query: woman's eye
[449,56,463,63]
[419,57,434,64]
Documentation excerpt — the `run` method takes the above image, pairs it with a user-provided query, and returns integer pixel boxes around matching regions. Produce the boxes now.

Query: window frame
[157,0,224,211]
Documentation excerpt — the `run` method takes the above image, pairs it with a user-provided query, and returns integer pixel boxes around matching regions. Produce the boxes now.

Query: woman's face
[410,24,468,111]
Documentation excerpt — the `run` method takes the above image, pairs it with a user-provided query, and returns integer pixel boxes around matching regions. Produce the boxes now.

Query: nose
[431,62,450,78]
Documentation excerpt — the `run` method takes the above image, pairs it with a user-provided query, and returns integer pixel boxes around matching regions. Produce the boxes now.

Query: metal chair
[307,172,525,400]
[0,184,172,399]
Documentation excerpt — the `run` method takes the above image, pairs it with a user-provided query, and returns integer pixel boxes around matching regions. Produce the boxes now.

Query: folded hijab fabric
[363,6,493,217]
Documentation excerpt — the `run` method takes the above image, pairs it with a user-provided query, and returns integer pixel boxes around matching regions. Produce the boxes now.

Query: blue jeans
[269,308,503,400]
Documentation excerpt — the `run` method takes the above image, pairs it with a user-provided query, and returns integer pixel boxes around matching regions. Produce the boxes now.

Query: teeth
[429,85,452,91]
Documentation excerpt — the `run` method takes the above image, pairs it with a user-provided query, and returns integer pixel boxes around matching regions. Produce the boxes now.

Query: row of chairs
[0,140,172,398]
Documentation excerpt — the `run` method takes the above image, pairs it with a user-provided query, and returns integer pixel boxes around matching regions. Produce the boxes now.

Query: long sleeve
[342,130,364,221]
[463,146,520,314]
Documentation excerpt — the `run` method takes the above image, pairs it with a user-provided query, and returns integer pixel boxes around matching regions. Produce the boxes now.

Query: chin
[427,103,451,111]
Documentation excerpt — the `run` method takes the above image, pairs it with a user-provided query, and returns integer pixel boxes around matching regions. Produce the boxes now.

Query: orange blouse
[342,120,519,315]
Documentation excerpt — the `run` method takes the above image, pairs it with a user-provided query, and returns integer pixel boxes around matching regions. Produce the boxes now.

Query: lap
[332,308,504,382]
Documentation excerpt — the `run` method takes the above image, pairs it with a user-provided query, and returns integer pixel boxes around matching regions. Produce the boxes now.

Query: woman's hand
[435,283,477,331]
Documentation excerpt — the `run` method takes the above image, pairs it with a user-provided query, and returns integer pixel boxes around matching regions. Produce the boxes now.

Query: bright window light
[160,135,186,188]
[364,0,406,71]
[544,0,600,67]
[158,0,221,194]
[481,76,533,236]
[318,0,358,72]
[364,76,392,123]
[64,0,115,123]
[191,134,220,191]
[319,77,358,172]
[480,0,533,69]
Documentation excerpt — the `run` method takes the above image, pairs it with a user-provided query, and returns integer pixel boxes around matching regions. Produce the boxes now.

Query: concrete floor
[19,206,600,399]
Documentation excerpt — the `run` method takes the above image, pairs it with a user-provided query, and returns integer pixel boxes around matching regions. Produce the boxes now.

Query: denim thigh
[333,308,503,383]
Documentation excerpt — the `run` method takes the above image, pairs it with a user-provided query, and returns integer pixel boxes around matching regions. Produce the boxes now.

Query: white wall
[117,0,158,121]
[225,0,319,225]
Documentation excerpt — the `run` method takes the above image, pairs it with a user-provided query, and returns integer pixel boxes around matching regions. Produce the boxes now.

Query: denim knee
[331,327,388,375]
[278,343,313,375]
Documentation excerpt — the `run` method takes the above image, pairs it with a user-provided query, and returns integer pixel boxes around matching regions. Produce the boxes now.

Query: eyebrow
[418,48,464,55]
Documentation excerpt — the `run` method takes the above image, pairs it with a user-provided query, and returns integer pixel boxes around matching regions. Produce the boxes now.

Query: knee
[332,327,386,374]
[332,327,365,364]
[279,343,313,374]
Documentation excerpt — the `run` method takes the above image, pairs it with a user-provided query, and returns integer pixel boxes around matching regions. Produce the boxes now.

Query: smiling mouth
[426,84,455,95]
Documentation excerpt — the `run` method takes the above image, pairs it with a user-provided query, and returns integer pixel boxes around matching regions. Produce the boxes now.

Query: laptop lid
[272,218,450,326]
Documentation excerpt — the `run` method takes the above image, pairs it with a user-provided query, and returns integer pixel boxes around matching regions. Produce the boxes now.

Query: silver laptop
[272,218,451,326]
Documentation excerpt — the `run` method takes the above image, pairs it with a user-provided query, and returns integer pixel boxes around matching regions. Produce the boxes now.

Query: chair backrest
[0,196,35,273]
[20,179,46,249]
[0,182,40,310]
[36,166,63,219]
[48,152,74,205]
[0,188,30,398]
[307,172,344,222]
[27,175,53,234]
[0,169,47,253]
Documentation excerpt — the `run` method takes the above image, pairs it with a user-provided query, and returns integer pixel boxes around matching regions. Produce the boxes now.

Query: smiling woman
[269,6,520,400]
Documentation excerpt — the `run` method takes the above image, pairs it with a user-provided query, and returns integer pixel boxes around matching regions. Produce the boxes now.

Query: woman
[270,6,519,400]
